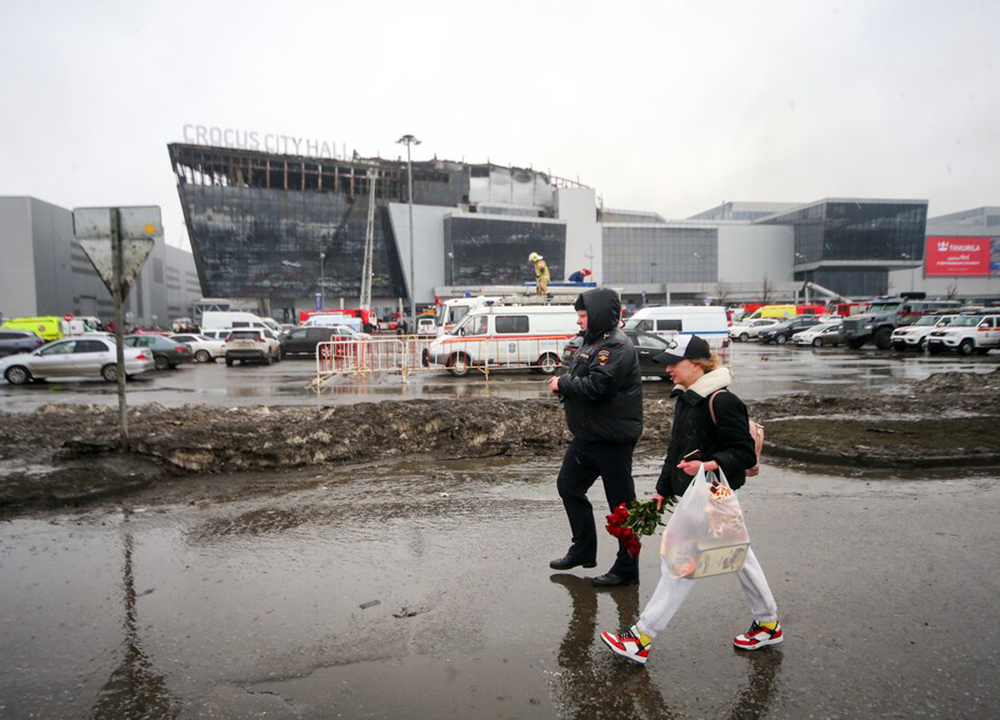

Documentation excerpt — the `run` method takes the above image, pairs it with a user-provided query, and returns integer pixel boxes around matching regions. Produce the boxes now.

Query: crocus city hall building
[168,136,999,316]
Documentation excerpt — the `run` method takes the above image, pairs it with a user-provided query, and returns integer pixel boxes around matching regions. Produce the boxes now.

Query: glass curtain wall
[763,201,927,265]
[602,226,717,284]
[444,216,565,285]
[181,185,407,299]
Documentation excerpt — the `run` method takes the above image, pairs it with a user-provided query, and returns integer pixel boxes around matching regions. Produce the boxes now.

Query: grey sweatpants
[636,547,778,639]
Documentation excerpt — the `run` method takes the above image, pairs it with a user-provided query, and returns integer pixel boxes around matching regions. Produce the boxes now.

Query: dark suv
[280,327,368,357]
[759,316,823,344]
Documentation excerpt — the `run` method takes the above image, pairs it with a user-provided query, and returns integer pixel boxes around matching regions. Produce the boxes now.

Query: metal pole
[111,209,129,450]
[320,251,325,308]
[407,142,415,327]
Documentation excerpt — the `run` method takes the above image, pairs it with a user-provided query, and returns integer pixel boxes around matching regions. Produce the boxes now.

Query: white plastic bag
[660,465,751,579]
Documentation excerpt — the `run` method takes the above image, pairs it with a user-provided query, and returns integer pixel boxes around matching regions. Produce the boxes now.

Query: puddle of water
[2,461,1000,717]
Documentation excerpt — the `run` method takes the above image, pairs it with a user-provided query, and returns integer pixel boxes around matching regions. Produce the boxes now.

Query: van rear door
[495,313,529,364]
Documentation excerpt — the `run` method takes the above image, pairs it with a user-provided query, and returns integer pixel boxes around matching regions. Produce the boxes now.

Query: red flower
[604,497,675,557]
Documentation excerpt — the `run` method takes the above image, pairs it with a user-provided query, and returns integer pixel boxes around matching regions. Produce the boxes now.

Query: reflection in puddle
[91,527,179,719]
[548,573,783,719]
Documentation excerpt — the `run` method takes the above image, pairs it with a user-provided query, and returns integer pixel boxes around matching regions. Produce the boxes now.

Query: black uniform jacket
[557,288,643,443]
[655,368,756,497]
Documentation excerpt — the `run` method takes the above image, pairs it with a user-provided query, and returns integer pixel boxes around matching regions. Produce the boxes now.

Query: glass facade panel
[602,226,717,284]
[763,201,927,265]
[822,202,926,262]
[181,185,407,300]
[795,269,888,297]
[444,217,565,285]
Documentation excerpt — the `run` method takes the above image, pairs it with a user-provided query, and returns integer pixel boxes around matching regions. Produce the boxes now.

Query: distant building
[888,206,1000,300]
[167,141,996,310]
[0,196,202,327]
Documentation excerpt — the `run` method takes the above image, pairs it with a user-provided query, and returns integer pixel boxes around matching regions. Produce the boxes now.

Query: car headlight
[863,324,873,330]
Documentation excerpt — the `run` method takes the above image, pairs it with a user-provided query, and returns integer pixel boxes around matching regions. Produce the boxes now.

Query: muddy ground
[1,369,998,514]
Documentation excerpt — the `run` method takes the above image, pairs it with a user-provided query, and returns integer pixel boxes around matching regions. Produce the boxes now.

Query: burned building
[168,144,580,317]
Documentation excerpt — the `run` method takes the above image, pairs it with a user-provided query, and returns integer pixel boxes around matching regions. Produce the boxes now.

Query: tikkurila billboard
[925,236,991,276]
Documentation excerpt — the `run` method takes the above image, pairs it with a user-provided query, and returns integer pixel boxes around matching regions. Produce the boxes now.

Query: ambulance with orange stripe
[426,302,579,377]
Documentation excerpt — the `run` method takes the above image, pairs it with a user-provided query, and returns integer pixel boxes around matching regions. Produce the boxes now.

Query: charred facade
[168,144,573,311]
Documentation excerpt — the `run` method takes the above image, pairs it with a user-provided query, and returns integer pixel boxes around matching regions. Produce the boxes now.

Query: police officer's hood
[575,287,621,343]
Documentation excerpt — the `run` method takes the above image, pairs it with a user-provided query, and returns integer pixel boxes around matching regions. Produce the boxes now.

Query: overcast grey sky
[1,0,997,250]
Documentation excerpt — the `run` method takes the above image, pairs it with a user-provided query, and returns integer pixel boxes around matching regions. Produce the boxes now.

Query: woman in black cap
[598,334,781,665]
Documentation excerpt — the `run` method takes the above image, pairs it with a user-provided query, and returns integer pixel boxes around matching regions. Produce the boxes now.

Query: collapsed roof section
[167,143,587,216]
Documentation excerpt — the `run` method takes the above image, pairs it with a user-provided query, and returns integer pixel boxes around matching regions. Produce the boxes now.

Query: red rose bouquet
[606,496,677,556]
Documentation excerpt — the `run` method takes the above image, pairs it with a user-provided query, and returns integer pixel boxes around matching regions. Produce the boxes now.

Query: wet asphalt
[0,343,997,411]
[2,457,999,718]
[1,343,999,718]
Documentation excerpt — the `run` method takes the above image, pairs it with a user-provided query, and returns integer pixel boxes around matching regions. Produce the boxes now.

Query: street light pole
[397,134,421,328]
[319,250,325,308]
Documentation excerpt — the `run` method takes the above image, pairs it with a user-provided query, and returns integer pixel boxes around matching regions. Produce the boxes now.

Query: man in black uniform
[547,287,643,586]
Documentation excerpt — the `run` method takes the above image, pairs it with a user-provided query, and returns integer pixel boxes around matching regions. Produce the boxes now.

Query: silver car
[0,337,154,385]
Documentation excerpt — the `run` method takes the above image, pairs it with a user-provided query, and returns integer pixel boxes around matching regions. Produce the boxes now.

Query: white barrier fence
[311,334,732,389]
[312,335,568,388]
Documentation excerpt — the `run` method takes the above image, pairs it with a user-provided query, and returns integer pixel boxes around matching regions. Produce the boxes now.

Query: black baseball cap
[653,335,712,365]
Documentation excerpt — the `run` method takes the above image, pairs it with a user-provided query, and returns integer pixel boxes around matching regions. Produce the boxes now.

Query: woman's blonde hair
[691,352,720,374]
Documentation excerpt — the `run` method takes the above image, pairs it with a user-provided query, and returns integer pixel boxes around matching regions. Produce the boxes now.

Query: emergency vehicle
[623,306,729,349]
[426,303,578,376]
[299,309,379,332]
[433,296,500,336]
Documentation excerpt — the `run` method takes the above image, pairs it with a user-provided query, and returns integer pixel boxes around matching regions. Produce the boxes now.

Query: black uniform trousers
[556,437,638,578]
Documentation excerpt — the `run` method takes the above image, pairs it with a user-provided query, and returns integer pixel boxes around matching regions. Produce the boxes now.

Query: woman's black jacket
[655,381,756,497]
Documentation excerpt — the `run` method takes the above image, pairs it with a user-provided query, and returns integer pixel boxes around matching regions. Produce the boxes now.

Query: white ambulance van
[201,311,281,334]
[434,296,501,336]
[427,303,578,376]
[624,306,729,349]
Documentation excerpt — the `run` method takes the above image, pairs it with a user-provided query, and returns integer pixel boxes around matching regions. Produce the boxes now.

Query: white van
[624,306,729,348]
[302,314,364,333]
[434,296,500,336]
[427,304,578,376]
[201,311,281,334]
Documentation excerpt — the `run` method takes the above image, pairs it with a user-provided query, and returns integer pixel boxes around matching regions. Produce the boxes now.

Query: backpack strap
[708,388,728,425]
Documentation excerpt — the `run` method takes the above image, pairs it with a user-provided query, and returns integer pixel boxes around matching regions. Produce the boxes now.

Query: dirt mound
[750,368,1000,420]
[0,399,674,478]
[2,369,998,514]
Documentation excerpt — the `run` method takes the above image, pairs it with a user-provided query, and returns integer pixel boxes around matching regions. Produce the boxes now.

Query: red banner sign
[925,236,991,276]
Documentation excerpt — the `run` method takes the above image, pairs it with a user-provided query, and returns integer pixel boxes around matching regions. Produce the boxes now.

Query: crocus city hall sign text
[182,124,348,159]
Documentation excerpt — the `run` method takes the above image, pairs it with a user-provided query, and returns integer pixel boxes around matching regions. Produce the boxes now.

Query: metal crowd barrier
[312,334,569,388]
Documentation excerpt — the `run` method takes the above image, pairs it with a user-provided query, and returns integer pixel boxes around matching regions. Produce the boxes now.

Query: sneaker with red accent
[600,625,650,664]
[733,621,784,650]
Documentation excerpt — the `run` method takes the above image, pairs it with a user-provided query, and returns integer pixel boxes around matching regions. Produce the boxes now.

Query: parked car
[0,336,153,384]
[281,327,335,358]
[624,331,673,379]
[169,333,226,363]
[561,331,672,381]
[926,314,1000,356]
[224,328,282,366]
[792,319,844,347]
[122,335,194,370]
[891,314,957,352]
[729,318,780,342]
[416,317,437,336]
[0,329,45,357]
[759,316,823,344]
[201,329,232,341]
[841,295,962,349]
[282,325,374,359]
